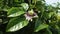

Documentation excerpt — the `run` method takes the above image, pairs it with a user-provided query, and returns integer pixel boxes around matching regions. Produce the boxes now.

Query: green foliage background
[0,0,60,34]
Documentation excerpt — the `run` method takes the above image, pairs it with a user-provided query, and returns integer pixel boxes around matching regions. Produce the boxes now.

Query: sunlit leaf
[8,7,25,17]
[6,16,28,32]
[21,3,29,11]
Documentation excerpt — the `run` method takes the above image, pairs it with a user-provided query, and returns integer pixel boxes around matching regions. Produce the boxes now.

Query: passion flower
[24,9,38,21]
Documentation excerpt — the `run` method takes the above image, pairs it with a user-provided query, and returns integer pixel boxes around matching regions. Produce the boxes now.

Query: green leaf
[14,0,19,2]
[47,28,52,34]
[35,24,49,32]
[8,7,25,17]
[43,12,54,19]
[6,16,28,32]
[34,19,49,32]
[20,3,29,11]
[55,25,60,34]
[36,0,45,11]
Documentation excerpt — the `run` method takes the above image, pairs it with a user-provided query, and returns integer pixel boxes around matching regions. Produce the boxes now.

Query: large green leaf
[34,19,49,32]
[8,7,25,17]
[6,16,28,32]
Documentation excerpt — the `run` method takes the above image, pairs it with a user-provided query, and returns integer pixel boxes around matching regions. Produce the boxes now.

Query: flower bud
[28,9,34,16]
